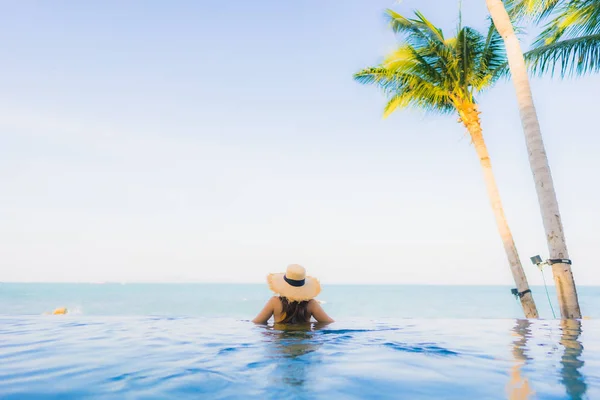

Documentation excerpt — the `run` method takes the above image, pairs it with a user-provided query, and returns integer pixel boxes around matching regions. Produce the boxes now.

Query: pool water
[1,317,598,399]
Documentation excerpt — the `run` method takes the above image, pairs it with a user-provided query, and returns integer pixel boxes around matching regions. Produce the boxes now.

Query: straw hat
[267,264,321,302]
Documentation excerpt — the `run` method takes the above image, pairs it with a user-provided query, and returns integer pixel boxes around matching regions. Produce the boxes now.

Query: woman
[252,264,334,324]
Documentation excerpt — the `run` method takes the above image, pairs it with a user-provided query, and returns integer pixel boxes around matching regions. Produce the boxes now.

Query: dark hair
[279,297,310,324]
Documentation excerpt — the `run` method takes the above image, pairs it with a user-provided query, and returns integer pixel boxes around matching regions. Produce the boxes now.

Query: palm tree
[354,10,538,318]
[486,0,581,319]
[525,0,600,77]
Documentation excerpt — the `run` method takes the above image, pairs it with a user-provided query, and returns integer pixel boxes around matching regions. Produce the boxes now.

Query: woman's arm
[252,297,277,324]
[308,300,334,323]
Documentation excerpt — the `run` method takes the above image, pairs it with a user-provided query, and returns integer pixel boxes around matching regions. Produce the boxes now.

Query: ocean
[1,283,599,399]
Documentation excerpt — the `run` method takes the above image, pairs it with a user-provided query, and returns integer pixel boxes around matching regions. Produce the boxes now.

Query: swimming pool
[1,317,597,399]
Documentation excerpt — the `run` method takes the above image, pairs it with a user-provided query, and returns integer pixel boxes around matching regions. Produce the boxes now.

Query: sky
[1,0,599,285]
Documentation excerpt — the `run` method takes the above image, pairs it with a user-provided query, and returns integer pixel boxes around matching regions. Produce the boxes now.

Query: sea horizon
[4,281,599,286]
[3,282,599,320]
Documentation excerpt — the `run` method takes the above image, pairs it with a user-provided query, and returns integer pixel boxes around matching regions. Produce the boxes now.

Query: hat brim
[267,273,321,302]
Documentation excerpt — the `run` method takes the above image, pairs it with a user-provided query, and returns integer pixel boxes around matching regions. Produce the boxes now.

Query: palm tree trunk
[486,0,581,319]
[459,103,538,318]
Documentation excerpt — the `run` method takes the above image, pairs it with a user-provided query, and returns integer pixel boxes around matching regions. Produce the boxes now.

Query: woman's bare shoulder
[307,299,319,309]
[307,299,334,323]
[270,296,282,309]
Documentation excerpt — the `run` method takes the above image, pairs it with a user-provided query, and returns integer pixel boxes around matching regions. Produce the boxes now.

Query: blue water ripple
[0,317,599,399]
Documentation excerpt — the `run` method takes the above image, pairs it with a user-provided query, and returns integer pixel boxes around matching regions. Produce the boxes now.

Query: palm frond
[354,67,394,86]
[382,46,420,71]
[384,8,453,73]
[355,10,503,119]
[355,66,453,113]
[384,8,435,52]
[385,9,459,84]
[382,91,454,117]
[382,44,445,84]
[456,27,483,94]
[405,46,443,82]
[526,33,600,77]
[412,10,445,42]
[383,93,411,117]
[534,0,600,46]
[473,24,507,91]
[385,9,443,42]
[385,9,417,36]
[504,0,562,22]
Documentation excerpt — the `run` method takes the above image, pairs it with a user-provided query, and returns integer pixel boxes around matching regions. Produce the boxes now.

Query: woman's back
[254,296,333,324]
[252,264,334,325]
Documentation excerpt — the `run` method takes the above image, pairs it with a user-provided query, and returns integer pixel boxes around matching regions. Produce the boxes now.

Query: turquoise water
[1,284,599,399]
[2,283,600,318]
